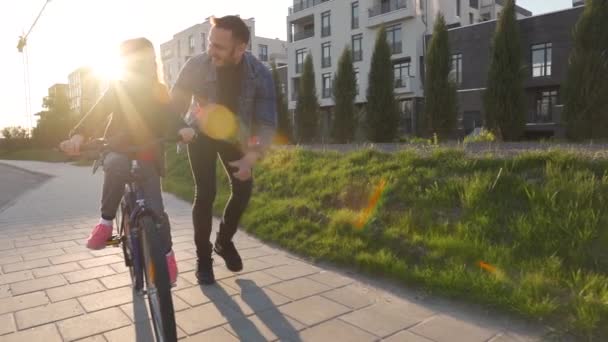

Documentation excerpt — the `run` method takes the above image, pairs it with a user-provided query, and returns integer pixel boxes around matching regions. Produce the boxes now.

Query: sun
[91,54,124,82]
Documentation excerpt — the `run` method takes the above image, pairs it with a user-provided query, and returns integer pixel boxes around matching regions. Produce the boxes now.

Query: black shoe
[196,257,215,285]
[214,240,243,272]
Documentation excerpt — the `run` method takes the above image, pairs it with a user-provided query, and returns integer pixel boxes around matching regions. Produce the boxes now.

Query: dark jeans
[187,134,253,258]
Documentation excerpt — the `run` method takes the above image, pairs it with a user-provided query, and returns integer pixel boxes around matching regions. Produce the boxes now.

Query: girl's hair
[119,37,161,83]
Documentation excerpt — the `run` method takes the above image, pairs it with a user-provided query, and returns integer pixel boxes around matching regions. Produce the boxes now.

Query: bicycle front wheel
[139,215,177,342]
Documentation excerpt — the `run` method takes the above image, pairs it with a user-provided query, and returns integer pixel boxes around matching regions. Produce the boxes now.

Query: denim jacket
[172,51,278,151]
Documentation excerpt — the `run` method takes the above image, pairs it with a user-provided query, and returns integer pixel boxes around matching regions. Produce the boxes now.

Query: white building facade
[286,0,530,137]
[160,17,288,88]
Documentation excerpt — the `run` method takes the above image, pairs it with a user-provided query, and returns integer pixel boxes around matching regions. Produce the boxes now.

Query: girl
[60,38,195,284]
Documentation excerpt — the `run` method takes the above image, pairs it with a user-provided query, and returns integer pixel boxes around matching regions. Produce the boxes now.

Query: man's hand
[59,134,84,156]
[178,127,196,143]
[228,151,260,181]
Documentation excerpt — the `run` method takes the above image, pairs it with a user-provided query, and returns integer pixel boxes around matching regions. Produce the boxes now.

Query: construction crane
[16,0,53,133]
[17,0,53,53]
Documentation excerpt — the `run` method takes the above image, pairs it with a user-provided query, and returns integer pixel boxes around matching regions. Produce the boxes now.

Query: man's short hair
[210,15,250,45]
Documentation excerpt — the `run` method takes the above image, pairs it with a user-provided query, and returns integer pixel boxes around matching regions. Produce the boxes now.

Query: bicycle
[82,138,180,342]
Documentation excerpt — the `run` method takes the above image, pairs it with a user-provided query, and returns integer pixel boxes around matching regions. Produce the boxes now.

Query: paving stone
[78,286,133,312]
[57,307,131,341]
[15,298,84,329]
[0,324,62,342]
[278,296,350,326]
[0,313,16,335]
[321,284,377,309]
[2,259,50,273]
[79,255,123,269]
[186,326,239,341]
[220,271,282,293]
[0,271,33,286]
[268,277,332,300]
[307,271,354,288]
[175,302,242,335]
[223,310,305,341]
[0,291,49,315]
[49,252,94,265]
[384,330,435,342]
[409,315,501,342]
[33,262,81,278]
[64,266,115,283]
[264,264,321,281]
[46,279,106,302]
[299,318,377,342]
[340,302,436,337]
[10,275,67,295]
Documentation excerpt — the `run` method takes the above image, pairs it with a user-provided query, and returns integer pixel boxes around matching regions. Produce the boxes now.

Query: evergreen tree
[295,54,320,143]
[483,0,526,141]
[563,0,608,140]
[331,46,357,143]
[366,27,399,142]
[424,13,458,138]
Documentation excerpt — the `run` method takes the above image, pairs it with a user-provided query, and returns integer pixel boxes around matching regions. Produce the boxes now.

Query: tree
[331,46,357,143]
[562,0,608,140]
[32,88,74,147]
[294,54,320,143]
[367,27,399,142]
[271,62,292,143]
[483,0,526,141]
[424,13,458,139]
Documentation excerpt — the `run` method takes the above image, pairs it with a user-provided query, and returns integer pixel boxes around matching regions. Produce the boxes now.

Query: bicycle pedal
[105,235,121,247]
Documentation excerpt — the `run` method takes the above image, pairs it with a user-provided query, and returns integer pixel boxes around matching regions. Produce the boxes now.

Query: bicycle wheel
[139,215,177,342]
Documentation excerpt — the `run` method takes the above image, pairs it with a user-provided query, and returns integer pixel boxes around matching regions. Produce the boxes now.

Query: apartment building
[286,0,531,138]
[160,17,288,88]
[68,67,103,117]
[447,5,585,138]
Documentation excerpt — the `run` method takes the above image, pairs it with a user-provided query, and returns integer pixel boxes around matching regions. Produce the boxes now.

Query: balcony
[352,50,363,62]
[394,77,413,93]
[322,57,331,68]
[321,26,331,37]
[293,29,315,41]
[288,0,330,15]
[367,0,415,27]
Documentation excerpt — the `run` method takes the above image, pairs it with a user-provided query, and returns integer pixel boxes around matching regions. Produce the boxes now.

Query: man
[170,15,277,285]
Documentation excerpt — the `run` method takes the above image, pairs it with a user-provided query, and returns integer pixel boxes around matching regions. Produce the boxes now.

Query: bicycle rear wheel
[139,215,177,342]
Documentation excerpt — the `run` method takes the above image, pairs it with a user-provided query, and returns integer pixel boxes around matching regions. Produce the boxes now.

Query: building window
[322,42,331,68]
[188,35,195,53]
[470,0,479,9]
[393,58,411,88]
[354,67,360,94]
[469,13,474,24]
[457,0,461,17]
[292,78,300,101]
[201,33,207,51]
[321,11,331,37]
[398,99,414,134]
[351,2,359,29]
[296,48,306,74]
[352,34,363,62]
[322,73,332,98]
[450,53,463,85]
[259,44,268,61]
[532,43,552,77]
[386,24,402,55]
[535,89,558,123]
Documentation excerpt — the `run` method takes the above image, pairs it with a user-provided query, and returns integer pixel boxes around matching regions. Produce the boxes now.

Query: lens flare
[354,179,388,229]
[197,104,238,141]
[478,261,497,274]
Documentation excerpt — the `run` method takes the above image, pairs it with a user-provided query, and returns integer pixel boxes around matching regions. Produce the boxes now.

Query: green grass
[0,148,66,162]
[163,146,608,341]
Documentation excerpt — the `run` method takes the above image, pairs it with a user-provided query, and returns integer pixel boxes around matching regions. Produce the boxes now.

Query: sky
[0,0,574,130]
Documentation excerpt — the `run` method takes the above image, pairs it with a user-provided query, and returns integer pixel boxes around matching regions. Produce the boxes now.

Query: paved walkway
[0,160,547,341]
